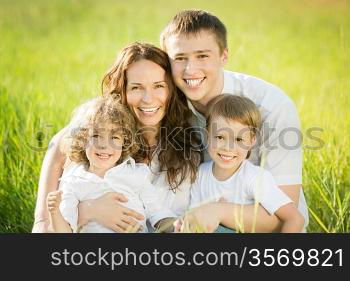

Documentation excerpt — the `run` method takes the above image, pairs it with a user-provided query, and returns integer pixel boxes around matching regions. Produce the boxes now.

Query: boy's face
[86,123,124,175]
[165,30,228,106]
[208,116,256,178]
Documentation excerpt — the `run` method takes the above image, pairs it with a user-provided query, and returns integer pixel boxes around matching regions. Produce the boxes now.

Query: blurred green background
[0,0,349,232]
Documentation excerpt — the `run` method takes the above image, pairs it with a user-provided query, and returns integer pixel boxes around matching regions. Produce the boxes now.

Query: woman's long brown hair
[101,42,201,191]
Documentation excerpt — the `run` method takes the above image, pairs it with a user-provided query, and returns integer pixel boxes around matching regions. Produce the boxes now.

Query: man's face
[165,30,228,106]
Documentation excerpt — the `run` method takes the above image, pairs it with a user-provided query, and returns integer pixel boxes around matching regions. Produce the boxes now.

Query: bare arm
[47,191,72,233]
[78,193,145,233]
[32,127,68,233]
[275,202,304,233]
[182,202,281,233]
[49,212,73,233]
[279,184,301,206]
[220,203,282,232]
[183,185,301,233]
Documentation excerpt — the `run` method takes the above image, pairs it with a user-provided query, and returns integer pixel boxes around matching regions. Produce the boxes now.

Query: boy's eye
[131,86,139,91]
[198,54,209,59]
[112,135,122,140]
[236,137,243,142]
[215,135,224,140]
[155,84,165,89]
[92,134,99,138]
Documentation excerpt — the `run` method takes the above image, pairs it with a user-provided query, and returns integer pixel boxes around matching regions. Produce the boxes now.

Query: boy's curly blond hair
[64,96,139,166]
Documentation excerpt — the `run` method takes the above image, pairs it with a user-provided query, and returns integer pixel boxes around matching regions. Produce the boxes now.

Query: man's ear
[221,48,228,65]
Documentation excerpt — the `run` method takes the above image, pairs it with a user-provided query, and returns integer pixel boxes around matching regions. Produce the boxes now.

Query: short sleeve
[260,101,302,185]
[248,169,292,215]
[59,180,80,232]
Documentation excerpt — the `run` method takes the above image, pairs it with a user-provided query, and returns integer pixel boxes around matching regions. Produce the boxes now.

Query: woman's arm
[32,127,68,233]
[78,193,145,233]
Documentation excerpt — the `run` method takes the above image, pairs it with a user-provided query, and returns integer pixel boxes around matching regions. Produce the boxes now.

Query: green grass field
[0,0,349,232]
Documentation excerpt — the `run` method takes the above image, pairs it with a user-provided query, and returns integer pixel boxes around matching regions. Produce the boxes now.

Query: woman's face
[126,59,170,128]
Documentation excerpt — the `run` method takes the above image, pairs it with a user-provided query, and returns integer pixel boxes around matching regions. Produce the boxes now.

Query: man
[160,10,308,232]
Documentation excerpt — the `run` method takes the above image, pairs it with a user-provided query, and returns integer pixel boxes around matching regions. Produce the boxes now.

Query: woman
[32,42,201,233]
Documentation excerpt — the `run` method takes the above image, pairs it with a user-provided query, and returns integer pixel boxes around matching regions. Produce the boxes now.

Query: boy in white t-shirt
[182,95,304,233]
[46,97,175,233]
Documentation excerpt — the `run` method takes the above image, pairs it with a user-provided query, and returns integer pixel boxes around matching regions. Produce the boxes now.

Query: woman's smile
[126,59,170,128]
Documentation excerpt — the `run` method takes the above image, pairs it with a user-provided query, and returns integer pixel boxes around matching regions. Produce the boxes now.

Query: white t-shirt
[59,157,175,233]
[190,160,293,218]
[188,70,309,227]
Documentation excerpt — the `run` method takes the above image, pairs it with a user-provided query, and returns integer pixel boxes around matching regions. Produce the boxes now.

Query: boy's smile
[94,152,114,160]
[165,30,228,109]
[217,153,238,162]
[86,123,124,178]
[208,116,256,181]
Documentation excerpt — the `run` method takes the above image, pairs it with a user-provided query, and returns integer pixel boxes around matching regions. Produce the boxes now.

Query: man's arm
[259,98,304,228]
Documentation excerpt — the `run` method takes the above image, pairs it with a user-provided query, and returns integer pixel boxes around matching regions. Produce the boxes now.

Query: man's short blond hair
[160,10,227,53]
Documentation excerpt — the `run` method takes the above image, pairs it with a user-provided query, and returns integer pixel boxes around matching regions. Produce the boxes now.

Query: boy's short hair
[160,10,227,53]
[64,96,138,166]
[206,94,261,142]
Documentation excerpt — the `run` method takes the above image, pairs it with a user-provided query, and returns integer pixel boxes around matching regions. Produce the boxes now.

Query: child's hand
[173,218,183,233]
[179,213,208,233]
[47,191,62,214]
[180,204,221,233]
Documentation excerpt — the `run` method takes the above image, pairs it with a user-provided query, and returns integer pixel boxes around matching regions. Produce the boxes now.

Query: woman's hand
[78,192,145,233]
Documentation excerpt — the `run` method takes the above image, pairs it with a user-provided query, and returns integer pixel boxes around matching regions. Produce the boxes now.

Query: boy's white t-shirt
[59,157,175,233]
[188,70,309,228]
[190,160,293,219]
